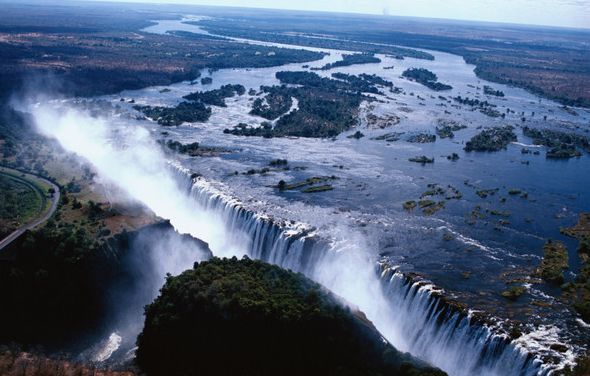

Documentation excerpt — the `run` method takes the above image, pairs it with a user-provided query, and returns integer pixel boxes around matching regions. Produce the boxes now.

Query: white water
[30,102,551,375]
[24,15,588,374]
[180,167,550,376]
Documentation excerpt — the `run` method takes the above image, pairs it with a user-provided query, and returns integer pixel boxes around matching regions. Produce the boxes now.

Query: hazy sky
[86,0,590,29]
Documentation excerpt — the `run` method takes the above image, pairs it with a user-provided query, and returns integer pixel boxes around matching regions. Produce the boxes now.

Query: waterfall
[170,165,551,376]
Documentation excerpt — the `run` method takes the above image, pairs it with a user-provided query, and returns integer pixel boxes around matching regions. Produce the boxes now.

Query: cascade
[171,166,549,376]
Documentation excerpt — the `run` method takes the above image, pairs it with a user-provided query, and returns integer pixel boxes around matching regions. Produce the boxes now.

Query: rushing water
[31,16,590,375]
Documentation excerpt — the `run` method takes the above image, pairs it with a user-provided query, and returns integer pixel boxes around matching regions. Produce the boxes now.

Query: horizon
[65,0,590,30]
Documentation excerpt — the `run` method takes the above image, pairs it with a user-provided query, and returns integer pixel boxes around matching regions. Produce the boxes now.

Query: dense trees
[402,68,453,91]
[317,53,381,70]
[229,72,377,138]
[250,86,294,120]
[183,84,246,107]
[464,126,517,152]
[483,85,505,97]
[136,257,445,376]
[0,223,103,345]
[134,101,212,126]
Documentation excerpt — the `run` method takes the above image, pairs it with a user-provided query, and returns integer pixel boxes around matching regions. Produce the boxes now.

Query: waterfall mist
[27,101,547,376]
[31,102,244,256]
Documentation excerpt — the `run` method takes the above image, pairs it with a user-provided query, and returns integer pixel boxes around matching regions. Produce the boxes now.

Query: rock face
[137,257,446,376]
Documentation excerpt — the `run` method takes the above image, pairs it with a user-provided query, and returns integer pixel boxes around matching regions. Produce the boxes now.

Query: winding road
[0,168,60,251]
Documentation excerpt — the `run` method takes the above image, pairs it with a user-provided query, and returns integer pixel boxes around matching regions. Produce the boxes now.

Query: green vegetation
[269,159,288,167]
[561,213,590,252]
[317,53,381,70]
[407,134,436,143]
[476,188,499,198]
[250,86,294,120]
[483,86,505,97]
[372,132,404,142]
[179,10,590,107]
[547,145,582,159]
[0,172,45,238]
[302,184,334,193]
[403,201,417,210]
[453,96,504,118]
[533,240,569,284]
[196,21,435,61]
[277,71,378,94]
[160,140,227,157]
[348,131,365,139]
[333,72,394,89]
[277,176,337,193]
[523,126,590,158]
[436,120,467,139]
[404,184,460,215]
[0,223,102,345]
[136,257,446,376]
[560,213,590,320]
[409,156,434,164]
[466,206,486,225]
[402,68,452,91]
[419,200,436,208]
[201,77,213,85]
[134,101,212,126]
[0,7,326,101]
[501,285,525,300]
[227,72,369,138]
[0,219,209,348]
[464,126,517,152]
[422,201,445,216]
[183,84,246,107]
[161,140,200,155]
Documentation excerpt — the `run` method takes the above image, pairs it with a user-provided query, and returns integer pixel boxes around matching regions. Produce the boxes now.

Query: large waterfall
[28,102,565,376]
[173,166,549,376]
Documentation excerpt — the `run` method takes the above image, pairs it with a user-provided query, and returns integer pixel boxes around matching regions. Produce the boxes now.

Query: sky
[84,0,590,29]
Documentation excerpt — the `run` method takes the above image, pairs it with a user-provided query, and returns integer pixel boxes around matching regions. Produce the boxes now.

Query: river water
[48,17,590,375]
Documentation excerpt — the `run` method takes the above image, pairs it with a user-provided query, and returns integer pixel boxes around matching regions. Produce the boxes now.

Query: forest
[136,257,446,376]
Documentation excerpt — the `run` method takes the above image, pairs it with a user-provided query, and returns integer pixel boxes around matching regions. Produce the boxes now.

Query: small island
[316,53,381,70]
[402,68,453,91]
[464,126,517,152]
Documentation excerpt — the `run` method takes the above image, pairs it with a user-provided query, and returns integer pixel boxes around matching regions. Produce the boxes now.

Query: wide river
[55,17,590,374]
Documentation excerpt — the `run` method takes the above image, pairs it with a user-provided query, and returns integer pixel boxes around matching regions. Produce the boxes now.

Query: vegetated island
[523,126,589,159]
[560,213,590,322]
[402,68,453,91]
[133,84,246,126]
[315,53,381,70]
[225,71,382,138]
[464,126,517,152]
[136,257,446,376]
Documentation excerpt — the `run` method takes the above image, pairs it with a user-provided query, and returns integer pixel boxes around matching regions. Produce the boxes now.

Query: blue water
[94,16,590,365]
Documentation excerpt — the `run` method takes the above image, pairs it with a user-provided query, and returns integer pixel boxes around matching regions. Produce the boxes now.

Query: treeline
[464,126,517,152]
[483,85,505,97]
[316,53,381,70]
[136,257,446,376]
[402,68,453,91]
[250,86,294,120]
[227,71,373,138]
[183,84,246,107]
[134,101,212,126]
[0,220,211,350]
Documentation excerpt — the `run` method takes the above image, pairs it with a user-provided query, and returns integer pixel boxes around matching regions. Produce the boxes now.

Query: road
[0,169,60,251]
